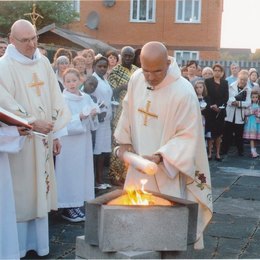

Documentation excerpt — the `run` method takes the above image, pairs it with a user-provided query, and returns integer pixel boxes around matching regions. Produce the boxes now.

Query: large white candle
[122,151,158,175]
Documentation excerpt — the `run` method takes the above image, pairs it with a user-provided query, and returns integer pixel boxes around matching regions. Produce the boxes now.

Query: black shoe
[61,208,85,222]
[215,156,222,162]
[208,156,212,161]
[238,152,244,156]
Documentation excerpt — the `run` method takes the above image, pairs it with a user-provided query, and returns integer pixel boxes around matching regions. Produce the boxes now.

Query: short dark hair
[186,60,198,68]
[106,50,119,62]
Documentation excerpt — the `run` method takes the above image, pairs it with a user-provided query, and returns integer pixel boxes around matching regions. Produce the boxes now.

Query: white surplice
[0,124,24,259]
[55,90,97,207]
[0,44,71,257]
[115,60,213,249]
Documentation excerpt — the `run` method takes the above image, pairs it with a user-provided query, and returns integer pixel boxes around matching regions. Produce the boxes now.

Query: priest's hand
[53,138,61,156]
[143,154,163,164]
[116,144,135,161]
[32,120,54,134]
[17,126,30,136]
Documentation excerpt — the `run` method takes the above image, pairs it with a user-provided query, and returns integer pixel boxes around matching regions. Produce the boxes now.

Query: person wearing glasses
[0,19,71,258]
[0,40,7,57]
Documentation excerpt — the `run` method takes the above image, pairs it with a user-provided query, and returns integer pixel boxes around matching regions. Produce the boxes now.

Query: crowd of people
[181,61,260,160]
[0,18,258,259]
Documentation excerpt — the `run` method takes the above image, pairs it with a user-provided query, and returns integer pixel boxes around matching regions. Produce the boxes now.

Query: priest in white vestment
[0,20,71,257]
[0,124,26,259]
[115,42,213,249]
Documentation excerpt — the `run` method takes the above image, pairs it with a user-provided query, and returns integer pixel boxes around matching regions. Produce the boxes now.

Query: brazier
[84,189,198,252]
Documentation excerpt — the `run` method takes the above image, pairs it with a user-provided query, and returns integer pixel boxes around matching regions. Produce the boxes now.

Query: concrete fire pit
[84,189,198,252]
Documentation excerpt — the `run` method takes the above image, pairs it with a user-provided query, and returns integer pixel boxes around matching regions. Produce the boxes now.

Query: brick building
[66,0,223,63]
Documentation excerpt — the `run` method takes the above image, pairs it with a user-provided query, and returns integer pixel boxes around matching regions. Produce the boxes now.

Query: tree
[0,1,79,36]
[251,49,260,61]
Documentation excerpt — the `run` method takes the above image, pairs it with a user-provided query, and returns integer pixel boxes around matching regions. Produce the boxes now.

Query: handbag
[235,89,247,101]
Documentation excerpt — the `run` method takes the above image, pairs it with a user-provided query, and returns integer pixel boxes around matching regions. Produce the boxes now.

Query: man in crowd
[226,62,240,86]
[108,46,138,186]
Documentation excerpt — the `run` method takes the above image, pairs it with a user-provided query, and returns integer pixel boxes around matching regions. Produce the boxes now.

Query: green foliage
[251,49,260,61]
[0,1,79,36]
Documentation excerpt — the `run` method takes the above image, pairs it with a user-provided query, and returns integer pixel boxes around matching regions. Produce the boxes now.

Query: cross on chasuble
[28,72,44,96]
[138,100,158,126]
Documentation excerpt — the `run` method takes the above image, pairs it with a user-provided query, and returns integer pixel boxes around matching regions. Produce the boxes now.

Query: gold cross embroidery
[28,73,44,96]
[138,100,158,126]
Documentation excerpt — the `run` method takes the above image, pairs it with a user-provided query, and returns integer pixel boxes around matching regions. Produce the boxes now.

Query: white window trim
[73,0,80,14]
[174,50,199,64]
[130,0,156,23]
[175,0,201,23]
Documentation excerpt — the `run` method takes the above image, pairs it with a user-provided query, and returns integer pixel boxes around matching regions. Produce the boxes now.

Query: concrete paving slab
[222,184,260,200]
[217,166,260,177]
[205,213,257,239]
[213,237,248,259]
[213,197,260,218]
[235,175,260,187]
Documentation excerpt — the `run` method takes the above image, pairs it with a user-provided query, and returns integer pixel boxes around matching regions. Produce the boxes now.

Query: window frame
[130,0,156,23]
[175,0,201,23]
[174,50,199,64]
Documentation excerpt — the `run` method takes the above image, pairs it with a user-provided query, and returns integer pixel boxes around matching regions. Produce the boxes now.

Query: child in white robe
[0,123,26,259]
[55,68,98,222]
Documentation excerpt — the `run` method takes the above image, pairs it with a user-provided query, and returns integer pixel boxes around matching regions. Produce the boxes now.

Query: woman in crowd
[204,64,229,161]
[105,50,119,79]
[82,49,95,77]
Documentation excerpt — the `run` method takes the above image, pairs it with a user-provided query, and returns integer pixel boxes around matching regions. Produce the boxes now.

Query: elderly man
[222,70,252,156]
[108,46,138,186]
[0,19,71,257]
[115,41,212,249]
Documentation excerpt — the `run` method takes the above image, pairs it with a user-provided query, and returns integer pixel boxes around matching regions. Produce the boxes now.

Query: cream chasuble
[115,61,213,249]
[0,44,71,221]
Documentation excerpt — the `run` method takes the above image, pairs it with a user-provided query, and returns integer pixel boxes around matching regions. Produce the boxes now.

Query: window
[174,50,199,64]
[130,0,156,22]
[176,0,201,23]
[72,0,80,13]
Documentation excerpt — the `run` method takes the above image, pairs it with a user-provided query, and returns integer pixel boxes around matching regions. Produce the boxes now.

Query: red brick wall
[66,0,223,60]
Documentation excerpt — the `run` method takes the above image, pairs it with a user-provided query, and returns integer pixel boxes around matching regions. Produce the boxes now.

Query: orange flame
[107,179,173,206]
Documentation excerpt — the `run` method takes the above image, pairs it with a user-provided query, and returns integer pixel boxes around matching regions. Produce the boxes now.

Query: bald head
[9,19,38,59]
[11,19,36,38]
[140,41,171,87]
[141,41,168,62]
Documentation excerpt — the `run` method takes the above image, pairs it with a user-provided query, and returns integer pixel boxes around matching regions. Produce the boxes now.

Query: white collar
[4,44,41,65]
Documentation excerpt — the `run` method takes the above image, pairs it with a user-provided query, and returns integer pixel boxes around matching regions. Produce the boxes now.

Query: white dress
[92,72,113,154]
[55,90,98,207]
[0,124,24,259]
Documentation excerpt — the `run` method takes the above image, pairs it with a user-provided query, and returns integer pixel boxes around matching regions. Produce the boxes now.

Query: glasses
[13,35,38,44]
[58,61,69,65]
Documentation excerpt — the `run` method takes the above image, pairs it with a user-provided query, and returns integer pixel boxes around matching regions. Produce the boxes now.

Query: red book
[0,107,33,129]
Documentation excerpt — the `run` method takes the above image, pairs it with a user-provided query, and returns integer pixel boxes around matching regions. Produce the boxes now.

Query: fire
[107,179,173,206]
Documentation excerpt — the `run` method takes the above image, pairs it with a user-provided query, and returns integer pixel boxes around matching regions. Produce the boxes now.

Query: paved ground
[23,145,260,259]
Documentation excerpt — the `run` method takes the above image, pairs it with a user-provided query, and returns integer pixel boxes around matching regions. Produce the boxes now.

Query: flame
[107,179,173,206]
